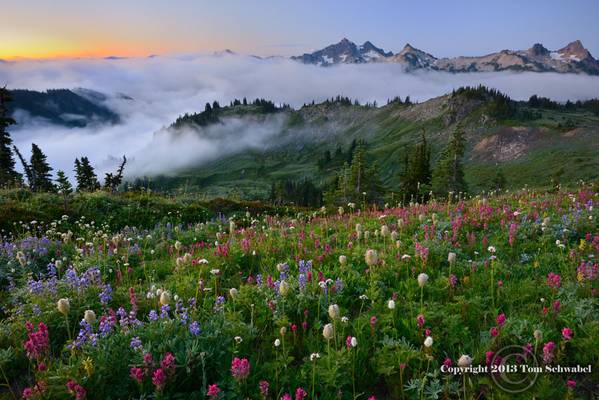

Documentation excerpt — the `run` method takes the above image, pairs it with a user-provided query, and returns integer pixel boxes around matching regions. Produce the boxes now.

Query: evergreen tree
[401,130,431,200]
[491,169,507,191]
[324,143,385,205]
[56,170,73,194]
[431,127,468,196]
[55,170,73,211]
[346,139,357,163]
[0,88,22,187]
[74,157,100,191]
[30,143,54,191]
[104,156,127,192]
[13,145,33,187]
[350,144,366,195]
[74,158,82,188]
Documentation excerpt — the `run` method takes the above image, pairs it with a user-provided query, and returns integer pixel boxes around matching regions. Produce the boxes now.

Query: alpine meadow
[0,1,598,399]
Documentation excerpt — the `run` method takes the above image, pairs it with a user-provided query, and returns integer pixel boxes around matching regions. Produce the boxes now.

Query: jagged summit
[558,40,593,60]
[292,38,599,74]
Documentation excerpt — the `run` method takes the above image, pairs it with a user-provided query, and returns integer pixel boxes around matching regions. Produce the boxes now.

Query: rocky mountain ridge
[292,38,599,74]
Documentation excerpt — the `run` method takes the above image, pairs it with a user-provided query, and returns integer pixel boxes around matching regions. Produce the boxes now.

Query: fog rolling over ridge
[2,54,599,181]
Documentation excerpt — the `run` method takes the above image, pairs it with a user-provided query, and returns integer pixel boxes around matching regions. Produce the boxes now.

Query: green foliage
[0,186,597,399]
[29,143,55,192]
[269,179,323,207]
[0,88,22,188]
[400,131,432,201]
[172,98,288,129]
[74,157,100,192]
[7,89,119,127]
[324,143,386,205]
[431,127,467,196]
[103,156,127,192]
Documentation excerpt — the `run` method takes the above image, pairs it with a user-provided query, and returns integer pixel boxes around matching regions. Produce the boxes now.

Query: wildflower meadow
[0,186,597,399]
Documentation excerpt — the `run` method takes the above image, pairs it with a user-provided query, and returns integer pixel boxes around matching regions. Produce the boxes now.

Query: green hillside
[138,89,599,199]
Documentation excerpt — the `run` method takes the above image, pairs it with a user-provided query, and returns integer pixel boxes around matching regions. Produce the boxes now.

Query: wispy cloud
[2,54,599,182]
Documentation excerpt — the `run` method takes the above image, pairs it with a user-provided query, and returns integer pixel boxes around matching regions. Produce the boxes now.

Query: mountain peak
[565,40,585,50]
[528,43,549,57]
[402,43,415,52]
[558,40,593,61]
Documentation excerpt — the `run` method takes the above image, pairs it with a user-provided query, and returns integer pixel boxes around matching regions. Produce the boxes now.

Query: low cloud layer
[2,54,599,182]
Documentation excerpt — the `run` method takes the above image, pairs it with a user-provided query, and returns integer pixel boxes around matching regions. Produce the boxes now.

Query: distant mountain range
[291,38,599,75]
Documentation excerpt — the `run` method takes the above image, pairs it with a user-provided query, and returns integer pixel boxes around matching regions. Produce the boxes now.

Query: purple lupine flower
[130,336,142,350]
[70,319,94,349]
[117,307,128,320]
[189,321,201,335]
[180,311,189,325]
[335,277,343,292]
[298,274,307,291]
[46,263,57,278]
[65,268,79,288]
[46,277,58,295]
[298,260,311,275]
[99,284,113,306]
[213,296,226,312]
[148,310,159,321]
[27,279,44,295]
[160,304,170,319]
[98,317,113,337]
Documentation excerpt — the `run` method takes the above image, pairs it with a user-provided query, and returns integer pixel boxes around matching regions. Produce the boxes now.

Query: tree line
[172,98,290,129]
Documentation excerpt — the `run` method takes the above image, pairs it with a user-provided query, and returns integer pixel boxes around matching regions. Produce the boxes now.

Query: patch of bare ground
[472,126,546,162]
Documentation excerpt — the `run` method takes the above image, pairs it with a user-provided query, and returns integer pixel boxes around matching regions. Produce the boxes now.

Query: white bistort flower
[322,323,334,340]
[328,304,340,319]
[417,273,429,288]
[458,355,472,368]
[424,336,433,348]
[57,298,70,315]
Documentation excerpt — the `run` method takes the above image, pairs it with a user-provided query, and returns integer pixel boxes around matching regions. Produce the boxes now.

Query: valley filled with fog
[2,53,599,179]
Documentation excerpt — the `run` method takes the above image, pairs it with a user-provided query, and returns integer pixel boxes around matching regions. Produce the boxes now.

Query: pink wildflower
[543,341,556,364]
[207,383,220,398]
[23,322,49,361]
[496,313,506,326]
[160,352,176,372]
[231,357,250,380]
[152,368,166,389]
[547,272,561,289]
[130,367,144,383]
[490,327,499,337]
[66,380,86,400]
[259,380,269,397]
[295,387,308,400]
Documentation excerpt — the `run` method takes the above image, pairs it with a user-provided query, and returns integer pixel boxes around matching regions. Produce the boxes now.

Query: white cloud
[2,54,598,181]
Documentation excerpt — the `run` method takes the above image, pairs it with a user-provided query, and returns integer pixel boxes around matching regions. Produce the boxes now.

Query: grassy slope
[149,96,599,198]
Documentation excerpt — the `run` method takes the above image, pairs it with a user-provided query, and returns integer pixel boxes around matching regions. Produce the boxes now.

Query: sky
[2,0,599,60]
